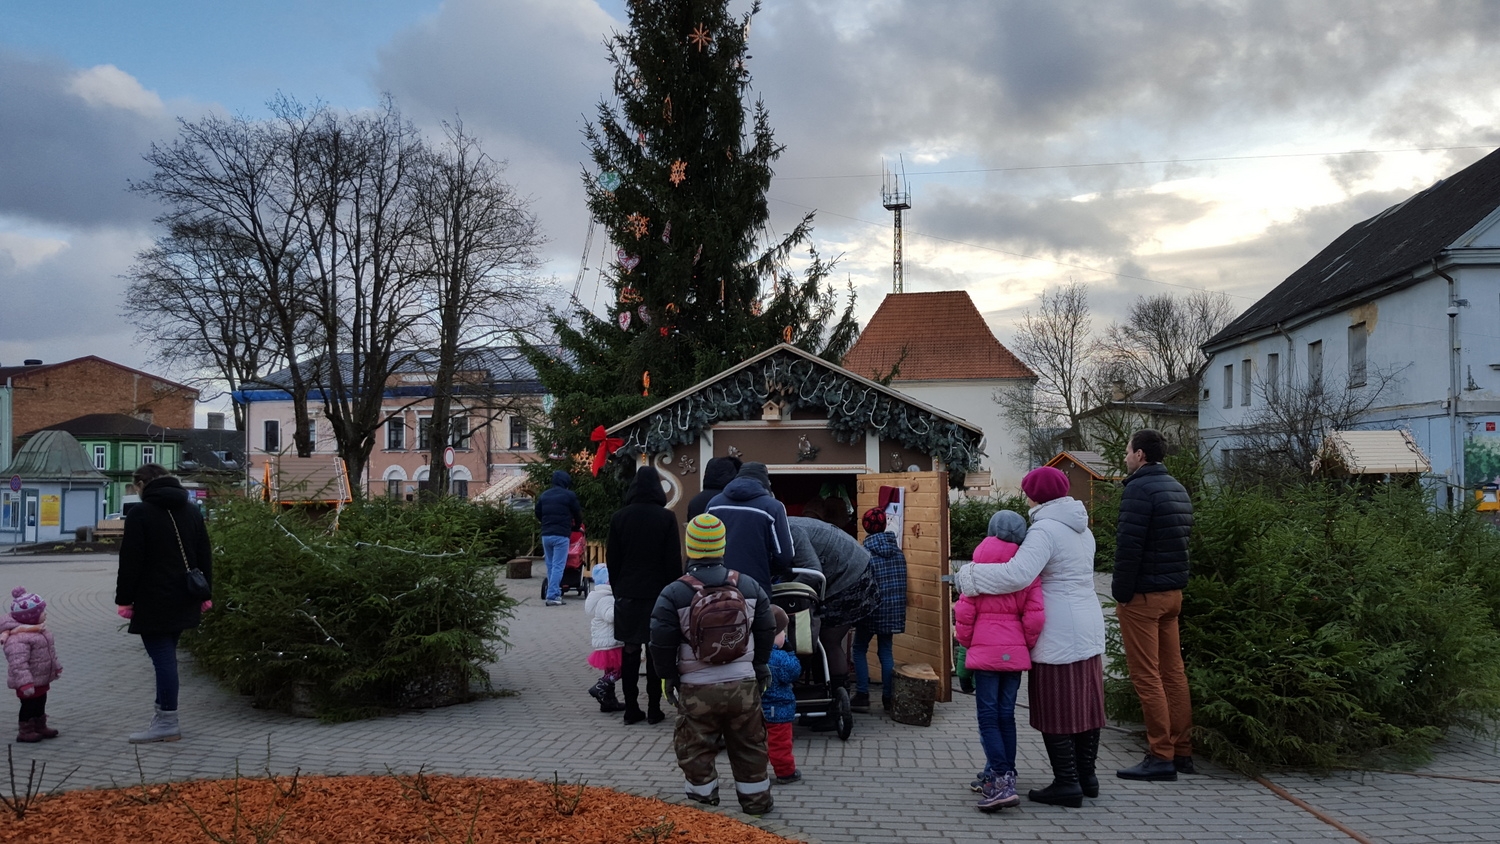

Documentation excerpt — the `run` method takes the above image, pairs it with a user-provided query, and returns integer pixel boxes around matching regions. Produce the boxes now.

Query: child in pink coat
[3,587,63,743]
[955,511,1044,812]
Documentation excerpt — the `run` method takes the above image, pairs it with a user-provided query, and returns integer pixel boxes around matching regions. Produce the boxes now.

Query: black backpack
[680,570,751,664]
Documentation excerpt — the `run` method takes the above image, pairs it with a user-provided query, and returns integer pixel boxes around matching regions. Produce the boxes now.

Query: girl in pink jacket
[4,587,63,743]
[955,511,1044,812]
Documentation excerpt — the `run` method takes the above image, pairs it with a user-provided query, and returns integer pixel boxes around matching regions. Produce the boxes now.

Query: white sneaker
[545,599,564,606]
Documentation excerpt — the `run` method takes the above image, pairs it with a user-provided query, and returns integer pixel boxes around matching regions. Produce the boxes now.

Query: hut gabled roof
[8,430,109,483]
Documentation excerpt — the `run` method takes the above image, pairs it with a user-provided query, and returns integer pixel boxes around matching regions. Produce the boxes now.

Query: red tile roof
[842,291,1035,381]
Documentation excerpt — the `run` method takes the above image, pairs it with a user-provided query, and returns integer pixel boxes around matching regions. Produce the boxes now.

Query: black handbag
[168,511,212,601]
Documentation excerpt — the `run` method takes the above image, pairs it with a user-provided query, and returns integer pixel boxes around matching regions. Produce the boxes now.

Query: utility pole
[882,158,911,294]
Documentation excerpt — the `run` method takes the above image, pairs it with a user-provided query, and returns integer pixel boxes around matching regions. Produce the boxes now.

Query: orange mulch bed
[0,775,795,843]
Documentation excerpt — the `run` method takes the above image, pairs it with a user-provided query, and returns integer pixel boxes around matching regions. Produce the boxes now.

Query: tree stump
[890,663,939,726]
[506,557,535,579]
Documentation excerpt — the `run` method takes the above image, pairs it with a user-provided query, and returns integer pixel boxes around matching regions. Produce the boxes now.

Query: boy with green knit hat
[650,513,777,815]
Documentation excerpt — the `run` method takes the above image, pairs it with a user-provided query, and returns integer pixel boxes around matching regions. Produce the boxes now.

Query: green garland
[613,350,983,473]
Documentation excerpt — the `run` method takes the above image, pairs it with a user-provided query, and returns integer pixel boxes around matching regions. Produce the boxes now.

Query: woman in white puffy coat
[584,565,626,713]
[955,466,1107,809]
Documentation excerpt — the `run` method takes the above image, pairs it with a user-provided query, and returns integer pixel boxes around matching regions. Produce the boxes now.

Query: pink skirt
[587,648,623,673]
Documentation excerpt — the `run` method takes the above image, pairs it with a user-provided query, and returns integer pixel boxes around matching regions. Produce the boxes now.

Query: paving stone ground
[2,552,1497,843]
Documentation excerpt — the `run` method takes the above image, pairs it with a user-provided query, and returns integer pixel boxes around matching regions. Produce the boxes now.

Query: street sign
[7,476,19,492]
[443,446,455,468]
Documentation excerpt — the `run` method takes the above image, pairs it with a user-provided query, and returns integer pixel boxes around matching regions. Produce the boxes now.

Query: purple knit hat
[9,587,45,624]
[1021,466,1070,504]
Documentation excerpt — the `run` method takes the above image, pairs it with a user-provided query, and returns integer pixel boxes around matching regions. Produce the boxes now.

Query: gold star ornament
[688,22,713,52]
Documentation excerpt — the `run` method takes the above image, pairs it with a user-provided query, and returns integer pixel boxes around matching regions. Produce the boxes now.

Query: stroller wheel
[834,686,853,741]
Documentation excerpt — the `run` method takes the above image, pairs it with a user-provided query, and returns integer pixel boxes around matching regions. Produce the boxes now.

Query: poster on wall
[878,485,905,549]
[1466,420,1500,510]
[40,494,60,527]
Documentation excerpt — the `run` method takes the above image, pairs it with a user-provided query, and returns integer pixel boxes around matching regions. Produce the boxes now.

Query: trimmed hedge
[187,498,519,720]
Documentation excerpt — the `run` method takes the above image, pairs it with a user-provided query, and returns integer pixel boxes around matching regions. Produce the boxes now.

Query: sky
[4,0,1500,408]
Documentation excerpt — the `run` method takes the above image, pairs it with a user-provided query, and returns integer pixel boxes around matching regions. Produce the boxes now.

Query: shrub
[949,493,1029,560]
[187,497,518,720]
[1104,482,1500,773]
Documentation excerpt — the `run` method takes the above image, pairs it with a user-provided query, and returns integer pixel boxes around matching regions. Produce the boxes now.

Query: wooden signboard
[856,471,952,703]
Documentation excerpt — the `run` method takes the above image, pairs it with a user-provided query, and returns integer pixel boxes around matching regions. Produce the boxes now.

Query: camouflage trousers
[673,677,772,815]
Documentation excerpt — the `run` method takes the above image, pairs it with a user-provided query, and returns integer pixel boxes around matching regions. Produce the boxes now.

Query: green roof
[8,430,109,483]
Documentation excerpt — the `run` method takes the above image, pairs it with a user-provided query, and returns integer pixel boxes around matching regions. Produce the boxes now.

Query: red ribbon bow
[591,425,624,476]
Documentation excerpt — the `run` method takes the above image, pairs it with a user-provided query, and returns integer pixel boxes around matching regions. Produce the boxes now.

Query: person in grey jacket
[1113,428,1195,782]
[787,515,878,716]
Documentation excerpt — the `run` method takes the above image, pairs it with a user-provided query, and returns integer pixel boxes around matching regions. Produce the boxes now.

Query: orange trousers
[1116,589,1193,760]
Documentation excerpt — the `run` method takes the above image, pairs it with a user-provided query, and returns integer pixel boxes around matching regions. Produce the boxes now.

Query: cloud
[0,50,185,230]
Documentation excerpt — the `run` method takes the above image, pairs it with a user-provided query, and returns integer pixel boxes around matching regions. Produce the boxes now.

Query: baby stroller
[541,529,590,599]
[771,568,854,741]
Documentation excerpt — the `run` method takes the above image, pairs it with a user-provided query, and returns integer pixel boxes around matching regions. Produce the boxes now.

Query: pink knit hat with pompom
[9,587,45,624]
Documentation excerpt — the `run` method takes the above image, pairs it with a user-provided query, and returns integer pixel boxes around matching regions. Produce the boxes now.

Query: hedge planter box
[506,557,540,579]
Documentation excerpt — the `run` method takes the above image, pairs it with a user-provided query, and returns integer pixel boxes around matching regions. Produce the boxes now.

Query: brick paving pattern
[4,553,1497,843]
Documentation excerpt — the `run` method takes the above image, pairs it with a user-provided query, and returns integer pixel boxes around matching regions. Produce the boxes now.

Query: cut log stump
[891,662,939,726]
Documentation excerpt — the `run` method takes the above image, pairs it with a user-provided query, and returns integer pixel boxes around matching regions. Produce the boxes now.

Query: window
[1307,340,1324,393]
[263,420,280,452]
[449,415,470,448]
[306,420,317,449]
[1266,353,1280,402]
[386,479,402,500]
[451,479,469,499]
[1222,364,1234,409]
[140,445,157,467]
[93,444,107,470]
[1348,322,1367,387]
[509,415,528,450]
[1241,359,1253,406]
[386,417,405,451]
[417,417,432,450]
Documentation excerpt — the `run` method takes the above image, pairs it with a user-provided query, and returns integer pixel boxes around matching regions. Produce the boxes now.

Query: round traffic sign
[8,475,20,492]
[443,446,455,468]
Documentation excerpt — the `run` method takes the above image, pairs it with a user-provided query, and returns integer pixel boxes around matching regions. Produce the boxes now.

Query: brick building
[1,357,198,469]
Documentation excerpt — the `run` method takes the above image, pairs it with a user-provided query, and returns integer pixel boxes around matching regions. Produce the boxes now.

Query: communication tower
[881,158,911,293]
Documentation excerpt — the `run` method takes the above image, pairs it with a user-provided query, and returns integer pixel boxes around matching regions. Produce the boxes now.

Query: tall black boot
[1028,732,1083,808]
[1073,729,1100,798]
[621,645,646,724]
[645,659,666,724]
[599,682,627,713]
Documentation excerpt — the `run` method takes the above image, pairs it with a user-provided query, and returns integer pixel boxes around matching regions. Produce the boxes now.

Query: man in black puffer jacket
[1113,429,1195,783]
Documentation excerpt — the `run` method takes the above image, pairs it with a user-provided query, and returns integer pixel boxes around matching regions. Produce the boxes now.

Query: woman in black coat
[115,464,212,743]
[606,466,682,724]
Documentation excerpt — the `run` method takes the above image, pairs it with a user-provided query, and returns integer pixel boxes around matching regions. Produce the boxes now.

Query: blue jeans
[542,534,570,601]
[853,630,894,697]
[974,670,1022,777]
[141,632,182,712]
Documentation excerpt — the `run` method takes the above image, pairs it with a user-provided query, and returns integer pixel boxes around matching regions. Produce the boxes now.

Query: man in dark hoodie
[705,462,794,591]
[686,455,742,520]
[534,470,583,606]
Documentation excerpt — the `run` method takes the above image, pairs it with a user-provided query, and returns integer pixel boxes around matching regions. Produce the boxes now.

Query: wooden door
[856,471,952,703]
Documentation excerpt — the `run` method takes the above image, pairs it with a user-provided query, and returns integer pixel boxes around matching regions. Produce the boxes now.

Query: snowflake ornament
[669,159,687,186]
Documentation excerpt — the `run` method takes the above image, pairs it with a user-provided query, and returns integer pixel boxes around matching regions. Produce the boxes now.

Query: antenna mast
[881,157,911,293]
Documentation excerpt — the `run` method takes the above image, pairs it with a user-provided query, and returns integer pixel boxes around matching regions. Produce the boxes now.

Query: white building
[1199,146,1500,503]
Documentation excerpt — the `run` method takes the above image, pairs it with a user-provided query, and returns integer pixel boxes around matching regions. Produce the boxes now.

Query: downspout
[1434,262,1461,505]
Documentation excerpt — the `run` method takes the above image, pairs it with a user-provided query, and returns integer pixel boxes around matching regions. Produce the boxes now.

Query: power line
[776,145,1493,182]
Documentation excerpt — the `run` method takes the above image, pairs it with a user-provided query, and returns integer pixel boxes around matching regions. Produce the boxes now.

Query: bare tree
[994,381,1059,469]
[1009,281,1095,430]
[410,122,546,496]
[1099,290,1236,389]
[1218,364,1406,486]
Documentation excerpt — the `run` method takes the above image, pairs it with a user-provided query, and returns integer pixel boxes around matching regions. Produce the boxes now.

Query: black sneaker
[1174,755,1196,774]
[1117,754,1178,781]
[773,770,802,785]
[850,692,871,713]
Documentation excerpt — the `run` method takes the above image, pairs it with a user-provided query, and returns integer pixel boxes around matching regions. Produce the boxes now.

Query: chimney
[22,359,42,366]
[207,412,226,430]
[1110,380,1128,401]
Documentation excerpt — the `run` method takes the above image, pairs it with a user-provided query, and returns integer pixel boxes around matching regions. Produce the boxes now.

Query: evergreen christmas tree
[530,0,858,460]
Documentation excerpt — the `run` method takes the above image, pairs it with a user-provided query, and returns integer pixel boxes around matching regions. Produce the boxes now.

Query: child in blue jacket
[762,605,802,785]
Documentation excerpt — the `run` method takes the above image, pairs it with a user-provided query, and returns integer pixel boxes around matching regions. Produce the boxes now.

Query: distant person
[706,462,794,591]
[955,510,1044,813]
[4,587,63,742]
[534,471,583,606]
[116,463,213,744]
[686,455,742,520]
[1113,429,1195,781]
[583,563,626,713]
[956,466,1107,808]
[853,507,906,713]
[650,514,776,816]
[607,466,682,724]
[786,515,877,720]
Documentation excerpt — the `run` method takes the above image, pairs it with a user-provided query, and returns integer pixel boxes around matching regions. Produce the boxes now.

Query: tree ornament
[659,326,669,337]
[642,371,651,396]
[637,304,652,324]
[783,325,794,343]
[685,289,697,305]
[598,171,622,192]
[660,221,672,244]
[669,159,687,186]
[665,302,680,316]
[616,250,640,274]
[662,95,673,123]
[619,285,642,305]
[751,299,763,316]
[625,212,650,240]
[637,131,647,150]
[618,310,632,330]
[693,244,702,264]
[688,22,713,52]
[719,278,726,303]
